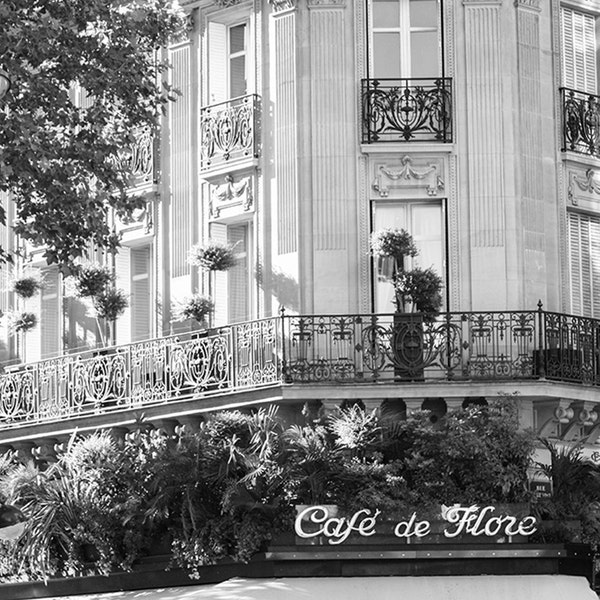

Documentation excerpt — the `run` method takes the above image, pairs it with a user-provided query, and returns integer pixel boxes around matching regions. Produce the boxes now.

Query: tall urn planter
[392,312,425,381]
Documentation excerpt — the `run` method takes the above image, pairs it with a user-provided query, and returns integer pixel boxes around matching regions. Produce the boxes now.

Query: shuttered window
[569,211,600,317]
[115,248,131,345]
[228,224,249,323]
[131,247,152,342]
[561,6,597,93]
[40,268,61,359]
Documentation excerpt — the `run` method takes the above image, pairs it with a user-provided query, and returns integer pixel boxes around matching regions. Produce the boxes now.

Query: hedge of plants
[0,398,596,582]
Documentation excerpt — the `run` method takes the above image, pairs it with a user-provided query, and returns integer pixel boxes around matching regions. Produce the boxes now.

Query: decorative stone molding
[269,0,297,12]
[116,196,154,235]
[372,156,444,198]
[308,0,346,6]
[567,168,600,213]
[514,0,541,10]
[210,174,253,219]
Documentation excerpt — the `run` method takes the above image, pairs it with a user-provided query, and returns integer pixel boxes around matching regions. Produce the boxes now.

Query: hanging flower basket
[10,312,38,333]
[94,288,128,321]
[73,264,114,298]
[12,276,42,299]
[174,294,214,324]
[188,241,237,272]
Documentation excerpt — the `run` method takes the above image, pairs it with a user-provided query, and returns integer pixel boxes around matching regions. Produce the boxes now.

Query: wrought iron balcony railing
[1,306,599,429]
[200,94,261,171]
[361,78,452,144]
[120,127,158,189]
[561,87,600,157]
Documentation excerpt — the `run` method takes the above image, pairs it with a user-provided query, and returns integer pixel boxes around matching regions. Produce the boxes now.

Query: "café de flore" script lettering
[294,504,538,545]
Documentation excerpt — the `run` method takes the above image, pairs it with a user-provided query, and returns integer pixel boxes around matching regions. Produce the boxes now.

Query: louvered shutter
[210,224,228,325]
[208,21,227,103]
[568,212,600,317]
[228,224,249,323]
[115,248,131,345]
[22,268,42,363]
[561,7,597,93]
[131,247,151,342]
[41,268,61,359]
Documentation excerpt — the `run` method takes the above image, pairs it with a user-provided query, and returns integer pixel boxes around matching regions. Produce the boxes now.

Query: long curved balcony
[561,87,600,157]
[1,306,599,431]
[200,94,261,171]
[361,78,452,144]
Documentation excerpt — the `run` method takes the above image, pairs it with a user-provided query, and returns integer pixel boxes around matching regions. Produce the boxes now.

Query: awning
[29,575,597,600]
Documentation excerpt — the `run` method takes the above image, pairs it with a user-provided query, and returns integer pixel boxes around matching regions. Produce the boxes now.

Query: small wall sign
[294,504,538,546]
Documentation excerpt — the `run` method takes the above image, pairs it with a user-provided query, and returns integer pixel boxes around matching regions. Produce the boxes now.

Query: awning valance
[28,575,597,600]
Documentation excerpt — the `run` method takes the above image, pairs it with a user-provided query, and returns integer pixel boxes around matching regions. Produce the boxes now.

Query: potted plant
[72,264,114,298]
[12,276,41,299]
[370,228,418,280]
[394,267,443,318]
[93,288,128,321]
[10,312,38,334]
[188,241,237,272]
[174,294,214,327]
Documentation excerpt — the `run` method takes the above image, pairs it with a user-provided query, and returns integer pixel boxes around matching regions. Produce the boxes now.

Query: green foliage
[93,287,128,320]
[174,294,214,324]
[188,242,237,272]
[0,0,186,268]
[0,400,552,582]
[72,264,114,298]
[7,311,38,333]
[394,267,443,317]
[370,228,418,263]
[12,276,41,299]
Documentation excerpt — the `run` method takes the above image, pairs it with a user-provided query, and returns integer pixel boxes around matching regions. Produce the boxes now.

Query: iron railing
[1,307,600,429]
[560,87,600,157]
[361,78,452,143]
[200,94,261,170]
[120,127,158,188]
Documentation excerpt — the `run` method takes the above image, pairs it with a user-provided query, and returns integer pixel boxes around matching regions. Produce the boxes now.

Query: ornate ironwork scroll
[561,87,600,158]
[361,78,452,143]
[200,94,261,170]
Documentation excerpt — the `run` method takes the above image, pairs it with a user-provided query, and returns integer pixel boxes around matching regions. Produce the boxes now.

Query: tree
[0,0,186,269]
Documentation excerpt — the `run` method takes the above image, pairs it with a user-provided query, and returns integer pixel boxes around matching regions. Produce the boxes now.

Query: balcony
[1,306,599,431]
[361,78,452,144]
[560,87,600,158]
[199,94,261,171]
[124,126,158,189]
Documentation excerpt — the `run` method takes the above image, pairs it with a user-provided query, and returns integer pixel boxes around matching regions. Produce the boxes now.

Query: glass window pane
[410,0,438,29]
[230,56,246,97]
[410,31,439,77]
[374,33,401,79]
[229,24,246,54]
[373,0,400,29]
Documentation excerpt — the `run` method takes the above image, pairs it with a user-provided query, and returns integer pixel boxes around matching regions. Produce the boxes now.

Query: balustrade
[200,94,261,170]
[1,308,600,429]
[561,87,600,157]
[361,78,452,143]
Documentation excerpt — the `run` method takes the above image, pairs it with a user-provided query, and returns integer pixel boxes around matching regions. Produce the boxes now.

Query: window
[569,211,600,317]
[561,5,598,93]
[372,201,445,313]
[207,20,249,103]
[370,0,441,79]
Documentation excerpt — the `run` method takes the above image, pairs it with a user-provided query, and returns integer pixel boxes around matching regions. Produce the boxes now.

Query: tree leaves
[0,0,186,269]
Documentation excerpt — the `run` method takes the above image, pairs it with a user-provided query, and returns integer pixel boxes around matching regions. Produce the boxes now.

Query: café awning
[30,575,597,600]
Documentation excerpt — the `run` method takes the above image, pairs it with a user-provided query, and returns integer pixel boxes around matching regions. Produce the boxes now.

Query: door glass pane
[373,202,444,313]
[410,31,439,77]
[228,225,249,323]
[373,0,400,28]
[230,56,246,97]
[373,33,401,79]
[410,0,437,28]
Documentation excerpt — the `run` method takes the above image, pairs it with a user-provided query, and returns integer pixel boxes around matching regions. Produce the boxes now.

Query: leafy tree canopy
[0,0,186,270]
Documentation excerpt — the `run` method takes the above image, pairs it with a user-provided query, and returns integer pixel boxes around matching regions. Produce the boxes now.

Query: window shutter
[115,248,131,345]
[22,268,42,363]
[568,212,600,317]
[228,224,249,323]
[208,21,227,103]
[41,268,61,359]
[561,7,597,93]
[210,224,228,325]
[131,246,151,342]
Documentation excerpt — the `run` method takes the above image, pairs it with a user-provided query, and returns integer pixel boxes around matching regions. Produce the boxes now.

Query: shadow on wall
[258,265,300,313]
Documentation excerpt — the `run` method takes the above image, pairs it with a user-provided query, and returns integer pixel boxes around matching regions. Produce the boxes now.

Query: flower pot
[392,312,425,381]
